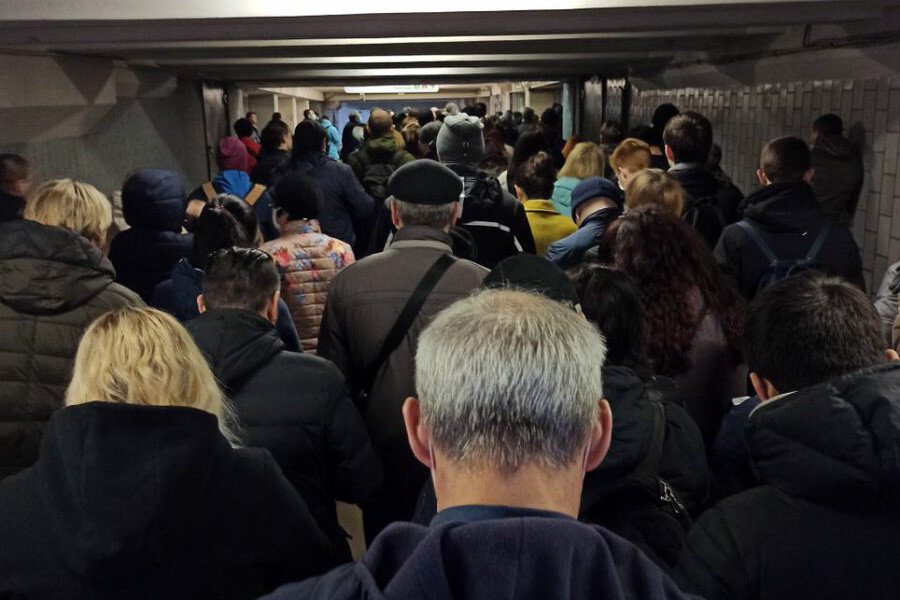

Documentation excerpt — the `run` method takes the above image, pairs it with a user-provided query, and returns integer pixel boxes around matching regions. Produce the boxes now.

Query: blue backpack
[737,220,833,293]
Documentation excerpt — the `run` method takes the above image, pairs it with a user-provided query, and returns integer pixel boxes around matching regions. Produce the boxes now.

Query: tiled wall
[630,78,900,291]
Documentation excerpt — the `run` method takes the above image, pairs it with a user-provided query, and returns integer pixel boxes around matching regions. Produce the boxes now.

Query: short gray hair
[415,289,606,473]
[393,198,456,230]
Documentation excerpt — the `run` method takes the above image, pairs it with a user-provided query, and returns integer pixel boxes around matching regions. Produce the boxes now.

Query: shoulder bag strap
[244,184,266,206]
[361,253,456,394]
[736,220,779,264]
[635,400,667,477]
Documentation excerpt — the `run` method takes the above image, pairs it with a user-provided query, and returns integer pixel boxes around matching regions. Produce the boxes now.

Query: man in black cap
[318,159,488,542]
[436,113,536,269]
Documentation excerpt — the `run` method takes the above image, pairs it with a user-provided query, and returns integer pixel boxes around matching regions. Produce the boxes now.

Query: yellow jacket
[522,199,577,257]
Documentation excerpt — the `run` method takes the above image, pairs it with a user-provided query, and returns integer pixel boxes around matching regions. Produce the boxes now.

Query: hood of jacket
[186,308,284,388]
[37,401,231,577]
[213,169,253,198]
[741,180,824,233]
[0,220,116,314]
[748,362,900,512]
[813,135,857,160]
[280,519,689,600]
[667,163,720,205]
[121,169,186,232]
[0,189,25,222]
[363,135,404,160]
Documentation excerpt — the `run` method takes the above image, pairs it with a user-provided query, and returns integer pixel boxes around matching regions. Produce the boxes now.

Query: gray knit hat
[436,114,485,165]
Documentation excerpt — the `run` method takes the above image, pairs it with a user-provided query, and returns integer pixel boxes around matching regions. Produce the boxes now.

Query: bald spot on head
[369,109,394,138]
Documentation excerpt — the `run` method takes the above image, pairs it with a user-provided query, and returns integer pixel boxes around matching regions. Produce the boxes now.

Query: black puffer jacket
[448,163,536,269]
[677,362,900,600]
[251,148,291,187]
[413,366,708,568]
[0,220,142,481]
[185,309,383,561]
[108,169,193,302]
[0,402,334,599]
[714,181,865,300]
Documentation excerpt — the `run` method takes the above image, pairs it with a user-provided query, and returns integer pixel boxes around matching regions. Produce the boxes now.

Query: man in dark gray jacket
[810,113,864,227]
[318,160,488,541]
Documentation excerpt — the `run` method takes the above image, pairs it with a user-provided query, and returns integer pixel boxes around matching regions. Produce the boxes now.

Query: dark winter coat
[412,366,708,568]
[677,362,900,600]
[668,162,743,248]
[447,163,536,269]
[272,151,374,247]
[714,180,865,300]
[151,258,301,352]
[0,220,142,481]
[261,509,700,600]
[0,401,334,600]
[318,226,487,536]
[252,148,292,187]
[0,189,24,222]
[810,135,864,227]
[186,309,382,561]
[108,169,193,302]
[546,207,622,269]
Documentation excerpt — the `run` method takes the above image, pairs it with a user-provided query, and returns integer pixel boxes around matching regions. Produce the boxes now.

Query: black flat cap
[387,159,462,205]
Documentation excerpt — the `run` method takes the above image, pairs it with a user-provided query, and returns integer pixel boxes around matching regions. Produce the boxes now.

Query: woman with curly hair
[614,205,746,449]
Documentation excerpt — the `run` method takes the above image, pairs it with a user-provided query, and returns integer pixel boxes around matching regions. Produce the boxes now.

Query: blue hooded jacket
[320,119,341,161]
[545,206,621,269]
[209,170,278,242]
[151,258,301,353]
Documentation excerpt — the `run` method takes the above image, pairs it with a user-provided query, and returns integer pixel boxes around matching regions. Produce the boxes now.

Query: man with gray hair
[264,289,697,600]
[318,159,488,542]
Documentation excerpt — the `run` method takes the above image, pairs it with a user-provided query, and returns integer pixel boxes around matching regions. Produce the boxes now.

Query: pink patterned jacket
[260,220,355,353]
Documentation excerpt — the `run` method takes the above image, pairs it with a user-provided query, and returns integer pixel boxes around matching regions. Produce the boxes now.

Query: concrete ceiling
[0,0,898,89]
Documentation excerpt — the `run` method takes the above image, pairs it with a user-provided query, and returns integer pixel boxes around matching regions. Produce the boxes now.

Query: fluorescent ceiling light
[344,84,440,93]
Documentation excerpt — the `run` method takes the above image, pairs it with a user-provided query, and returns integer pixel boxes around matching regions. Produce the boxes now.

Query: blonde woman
[551,141,605,217]
[0,179,142,482]
[0,307,335,600]
[625,168,686,217]
[609,138,652,190]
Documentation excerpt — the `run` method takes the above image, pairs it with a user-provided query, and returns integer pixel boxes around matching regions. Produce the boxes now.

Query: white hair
[393,198,456,229]
[415,289,606,473]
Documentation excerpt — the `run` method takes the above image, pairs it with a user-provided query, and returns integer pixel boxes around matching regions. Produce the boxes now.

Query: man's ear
[265,290,280,324]
[390,199,402,229]
[803,167,815,183]
[448,201,461,228]
[750,372,780,400]
[756,168,770,186]
[886,348,899,361]
[402,397,432,468]
[197,294,206,314]
[584,399,613,472]
[664,144,675,166]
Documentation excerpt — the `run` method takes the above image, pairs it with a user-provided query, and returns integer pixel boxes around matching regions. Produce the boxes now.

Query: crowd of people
[0,97,897,600]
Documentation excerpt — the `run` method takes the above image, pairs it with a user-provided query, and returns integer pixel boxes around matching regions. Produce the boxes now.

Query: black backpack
[683,196,726,246]
[737,220,833,294]
[355,148,408,202]
[579,400,692,568]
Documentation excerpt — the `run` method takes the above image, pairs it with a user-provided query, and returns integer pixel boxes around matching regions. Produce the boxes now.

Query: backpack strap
[804,222,833,262]
[244,184,266,206]
[635,400,667,477]
[736,220,779,265]
[201,182,217,201]
[359,253,456,400]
